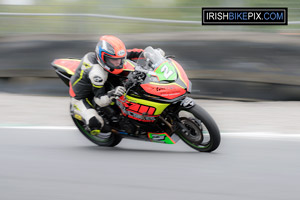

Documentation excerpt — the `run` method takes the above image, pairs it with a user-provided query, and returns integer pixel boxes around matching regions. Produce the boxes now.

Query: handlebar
[124,65,156,89]
[134,65,156,76]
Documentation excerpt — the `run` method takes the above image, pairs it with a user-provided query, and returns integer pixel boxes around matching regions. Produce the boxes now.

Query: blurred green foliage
[0,0,299,35]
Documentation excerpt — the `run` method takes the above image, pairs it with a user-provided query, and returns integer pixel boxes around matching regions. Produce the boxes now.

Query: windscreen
[137,46,177,82]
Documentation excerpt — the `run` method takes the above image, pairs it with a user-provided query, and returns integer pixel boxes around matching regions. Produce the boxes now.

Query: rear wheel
[176,104,221,152]
[72,117,122,147]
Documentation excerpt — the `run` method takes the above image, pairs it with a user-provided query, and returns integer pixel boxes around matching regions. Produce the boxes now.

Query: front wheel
[72,117,122,147]
[176,104,221,152]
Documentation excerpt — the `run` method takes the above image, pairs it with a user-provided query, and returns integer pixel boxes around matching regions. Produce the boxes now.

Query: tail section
[51,58,81,87]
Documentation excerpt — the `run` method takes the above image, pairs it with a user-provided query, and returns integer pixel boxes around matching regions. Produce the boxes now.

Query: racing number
[160,65,174,79]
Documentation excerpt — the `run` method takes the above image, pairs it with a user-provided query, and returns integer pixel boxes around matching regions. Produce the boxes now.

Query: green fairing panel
[154,61,178,82]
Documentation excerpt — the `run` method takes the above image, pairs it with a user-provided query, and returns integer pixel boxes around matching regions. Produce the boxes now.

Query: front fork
[166,97,197,136]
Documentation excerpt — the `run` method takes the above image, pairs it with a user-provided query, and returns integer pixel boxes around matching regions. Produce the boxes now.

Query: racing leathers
[69,49,143,135]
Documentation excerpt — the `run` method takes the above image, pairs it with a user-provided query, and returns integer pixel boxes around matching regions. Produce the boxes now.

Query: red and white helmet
[95,35,127,75]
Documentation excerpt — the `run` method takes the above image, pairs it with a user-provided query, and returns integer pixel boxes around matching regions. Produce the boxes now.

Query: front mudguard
[180,96,196,109]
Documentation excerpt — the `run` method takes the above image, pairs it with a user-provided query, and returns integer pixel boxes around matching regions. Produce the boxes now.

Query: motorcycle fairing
[139,59,190,100]
[170,59,190,90]
[153,60,178,81]
[140,82,186,100]
[52,58,81,75]
[123,60,135,71]
[116,95,170,122]
[51,59,81,86]
[147,132,176,144]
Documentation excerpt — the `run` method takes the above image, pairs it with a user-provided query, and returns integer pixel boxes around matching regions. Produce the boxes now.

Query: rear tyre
[176,104,221,152]
[72,117,122,147]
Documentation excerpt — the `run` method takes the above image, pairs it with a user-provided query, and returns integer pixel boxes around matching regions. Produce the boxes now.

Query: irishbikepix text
[202,8,287,25]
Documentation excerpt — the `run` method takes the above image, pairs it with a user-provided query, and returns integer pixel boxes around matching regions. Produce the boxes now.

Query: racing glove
[107,86,126,98]
[94,86,126,107]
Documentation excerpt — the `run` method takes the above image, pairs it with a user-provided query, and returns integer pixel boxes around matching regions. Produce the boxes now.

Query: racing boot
[88,116,112,139]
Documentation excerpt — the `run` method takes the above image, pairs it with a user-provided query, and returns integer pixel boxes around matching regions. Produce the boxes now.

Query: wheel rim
[180,117,203,144]
[178,111,211,149]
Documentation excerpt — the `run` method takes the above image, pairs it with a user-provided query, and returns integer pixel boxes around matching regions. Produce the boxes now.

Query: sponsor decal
[116,99,156,122]
[93,76,103,83]
[151,134,166,141]
[148,133,176,144]
[156,87,166,91]
[117,50,125,56]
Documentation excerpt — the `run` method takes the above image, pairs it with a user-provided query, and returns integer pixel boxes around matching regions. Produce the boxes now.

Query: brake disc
[180,117,203,144]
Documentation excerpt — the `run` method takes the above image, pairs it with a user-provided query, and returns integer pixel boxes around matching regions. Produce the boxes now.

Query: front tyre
[176,104,221,152]
[72,117,122,147]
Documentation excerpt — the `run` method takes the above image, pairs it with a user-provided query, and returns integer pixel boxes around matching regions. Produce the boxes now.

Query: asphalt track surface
[1,93,300,200]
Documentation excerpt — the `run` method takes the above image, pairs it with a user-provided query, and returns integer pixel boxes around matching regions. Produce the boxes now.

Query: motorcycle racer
[69,35,143,136]
[52,44,221,152]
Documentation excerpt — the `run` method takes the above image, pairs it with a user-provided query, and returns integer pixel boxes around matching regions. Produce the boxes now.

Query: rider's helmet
[95,35,127,75]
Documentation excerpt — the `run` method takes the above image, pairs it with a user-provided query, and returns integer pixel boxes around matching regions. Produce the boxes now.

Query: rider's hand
[114,86,126,97]
[108,86,126,98]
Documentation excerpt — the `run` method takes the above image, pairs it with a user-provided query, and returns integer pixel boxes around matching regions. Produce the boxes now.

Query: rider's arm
[90,68,125,107]
[88,64,112,108]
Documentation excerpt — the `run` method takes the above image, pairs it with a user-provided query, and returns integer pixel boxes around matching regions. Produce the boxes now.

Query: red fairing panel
[140,83,186,99]
[69,83,76,97]
[53,59,81,74]
[123,60,135,71]
[170,59,189,89]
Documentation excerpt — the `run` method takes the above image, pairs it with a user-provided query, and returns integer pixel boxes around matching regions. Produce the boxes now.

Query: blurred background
[0,0,300,100]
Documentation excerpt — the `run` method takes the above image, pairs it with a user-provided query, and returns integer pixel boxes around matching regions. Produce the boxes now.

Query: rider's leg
[70,98,110,135]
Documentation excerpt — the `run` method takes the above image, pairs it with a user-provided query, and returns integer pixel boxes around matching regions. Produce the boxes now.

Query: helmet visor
[104,55,125,70]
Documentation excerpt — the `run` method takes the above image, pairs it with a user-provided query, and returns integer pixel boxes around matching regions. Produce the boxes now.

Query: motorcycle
[51,46,221,152]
